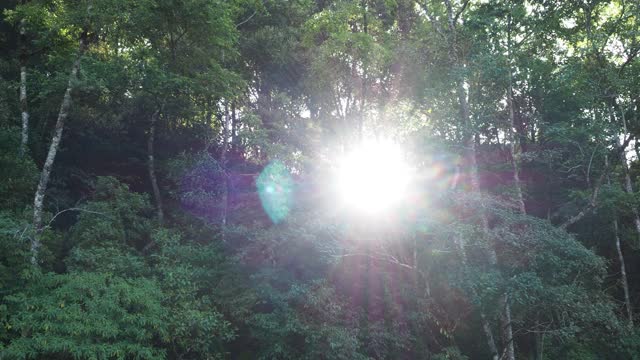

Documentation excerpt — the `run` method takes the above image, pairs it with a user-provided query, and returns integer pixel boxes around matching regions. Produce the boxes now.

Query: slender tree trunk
[619,143,640,239]
[506,4,523,212]
[454,232,500,360]
[204,98,214,153]
[503,116,520,360]
[359,0,368,140]
[148,107,164,224]
[32,1,92,263]
[536,331,544,360]
[204,108,213,152]
[18,8,29,157]
[501,293,515,360]
[507,76,525,214]
[506,7,523,213]
[32,30,88,264]
[606,155,634,326]
[499,10,519,359]
[472,161,502,360]
[609,104,640,239]
[614,217,633,326]
[456,80,500,360]
[220,101,230,242]
[619,106,640,238]
[20,59,29,156]
[441,0,500,355]
[231,101,238,155]
[413,235,431,298]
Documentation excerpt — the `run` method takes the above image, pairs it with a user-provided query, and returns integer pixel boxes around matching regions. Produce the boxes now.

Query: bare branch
[454,0,470,23]
[47,207,109,228]
[332,252,415,270]
[236,0,267,28]
[560,136,633,229]
[236,10,257,28]
[560,170,605,229]
[586,144,599,187]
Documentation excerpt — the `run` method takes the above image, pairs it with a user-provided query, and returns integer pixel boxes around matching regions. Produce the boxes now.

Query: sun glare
[335,139,412,214]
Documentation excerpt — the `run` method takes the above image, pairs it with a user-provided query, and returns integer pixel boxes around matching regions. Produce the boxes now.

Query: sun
[334,139,413,215]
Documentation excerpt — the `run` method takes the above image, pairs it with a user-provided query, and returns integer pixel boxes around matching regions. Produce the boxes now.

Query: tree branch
[416,0,444,37]
[454,0,470,23]
[560,135,634,229]
[47,207,109,228]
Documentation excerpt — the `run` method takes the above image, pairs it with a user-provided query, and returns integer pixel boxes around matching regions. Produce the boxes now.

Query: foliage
[2,0,640,358]
[2,271,167,360]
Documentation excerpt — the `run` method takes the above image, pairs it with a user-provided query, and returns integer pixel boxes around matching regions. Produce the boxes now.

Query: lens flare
[335,139,412,214]
[257,161,293,224]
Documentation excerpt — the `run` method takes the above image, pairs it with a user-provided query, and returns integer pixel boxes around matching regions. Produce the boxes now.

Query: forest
[1,0,640,358]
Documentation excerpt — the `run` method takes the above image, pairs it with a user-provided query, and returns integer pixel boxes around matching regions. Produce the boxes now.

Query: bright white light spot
[561,18,576,29]
[335,139,412,214]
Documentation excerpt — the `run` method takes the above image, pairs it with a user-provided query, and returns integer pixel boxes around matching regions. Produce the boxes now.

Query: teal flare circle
[257,161,293,224]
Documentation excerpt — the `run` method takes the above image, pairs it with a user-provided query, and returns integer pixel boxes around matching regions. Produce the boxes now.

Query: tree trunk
[507,65,525,214]
[32,30,88,264]
[148,107,164,224]
[499,10,519,359]
[505,39,526,209]
[535,331,544,360]
[455,80,500,360]
[610,104,640,240]
[501,293,515,360]
[440,0,500,355]
[481,312,500,360]
[231,101,238,155]
[619,145,640,240]
[359,0,368,140]
[19,11,29,157]
[606,155,633,326]
[220,101,230,242]
[614,217,633,326]
[454,232,500,360]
